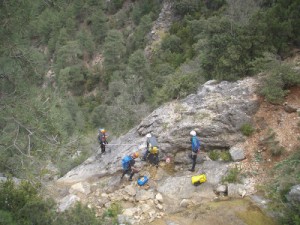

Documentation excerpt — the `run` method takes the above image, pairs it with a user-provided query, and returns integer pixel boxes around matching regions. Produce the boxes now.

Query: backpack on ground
[191,174,207,185]
[137,176,149,186]
[122,155,132,170]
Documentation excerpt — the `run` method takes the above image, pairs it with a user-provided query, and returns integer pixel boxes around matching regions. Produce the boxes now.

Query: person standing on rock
[189,130,201,172]
[121,152,140,181]
[98,128,108,154]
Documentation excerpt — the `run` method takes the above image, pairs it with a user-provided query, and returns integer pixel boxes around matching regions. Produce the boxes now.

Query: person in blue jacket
[121,152,140,181]
[189,130,201,172]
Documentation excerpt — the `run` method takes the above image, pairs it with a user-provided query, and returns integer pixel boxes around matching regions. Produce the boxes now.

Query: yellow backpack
[191,174,207,185]
[149,146,158,154]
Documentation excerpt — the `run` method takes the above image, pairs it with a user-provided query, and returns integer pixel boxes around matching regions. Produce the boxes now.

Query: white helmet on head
[190,130,196,136]
[146,133,152,138]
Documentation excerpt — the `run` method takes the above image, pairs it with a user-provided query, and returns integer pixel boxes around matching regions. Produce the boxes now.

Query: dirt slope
[241,86,300,184]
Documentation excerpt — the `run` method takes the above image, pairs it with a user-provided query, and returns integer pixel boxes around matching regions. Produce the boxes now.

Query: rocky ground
[240,86,300,187]
[47,83,300,225]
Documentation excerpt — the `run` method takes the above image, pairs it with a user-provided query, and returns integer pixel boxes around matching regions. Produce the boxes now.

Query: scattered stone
[286,184,300,206]
[229,146,246,161]
[57,194,80,212]
[156,203,164,210]
[69,182,91,195]
[136,190,155,201]
[227,183,246,198]
[215,184,227,194]
[125,185,137,196]
[180,199,191,208]
[155,193,164,203]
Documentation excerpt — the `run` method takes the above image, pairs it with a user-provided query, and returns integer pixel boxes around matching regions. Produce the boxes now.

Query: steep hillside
[50,75,300,224]
[241,86,300,184]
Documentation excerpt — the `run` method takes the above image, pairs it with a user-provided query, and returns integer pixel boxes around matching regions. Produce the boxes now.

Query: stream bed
[149,197,278,225]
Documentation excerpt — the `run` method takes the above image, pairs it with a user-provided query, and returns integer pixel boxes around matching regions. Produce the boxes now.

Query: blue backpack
[122,155,132,170]
[191,136,200,153]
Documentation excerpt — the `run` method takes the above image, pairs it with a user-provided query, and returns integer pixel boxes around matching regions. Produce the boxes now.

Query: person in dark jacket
[143,133,159,167]
[189,130,201,172]
[98,128,108,153]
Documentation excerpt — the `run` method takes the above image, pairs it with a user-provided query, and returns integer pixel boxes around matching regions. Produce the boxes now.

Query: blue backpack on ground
[137,176,149,186]
[122,155,132,170]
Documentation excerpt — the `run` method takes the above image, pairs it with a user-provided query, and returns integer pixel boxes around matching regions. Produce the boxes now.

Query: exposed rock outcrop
[57,77,259,185]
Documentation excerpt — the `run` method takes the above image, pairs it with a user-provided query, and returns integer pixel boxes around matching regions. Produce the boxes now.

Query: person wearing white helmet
[189,130,201,172]
[142,133,159,167]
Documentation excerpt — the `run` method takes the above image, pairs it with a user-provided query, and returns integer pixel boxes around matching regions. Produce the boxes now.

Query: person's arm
[130,160,139,172]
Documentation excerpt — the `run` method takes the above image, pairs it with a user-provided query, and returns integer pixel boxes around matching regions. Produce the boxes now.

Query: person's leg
[191,155,197,171]
[101,142,105,153]
[143,150,149,161]
[121,169,128,179]
[121,170,130,179]
[129,171,135,181]
[189,154,196,171]
[154,154,159,167]
[149,154,155,165]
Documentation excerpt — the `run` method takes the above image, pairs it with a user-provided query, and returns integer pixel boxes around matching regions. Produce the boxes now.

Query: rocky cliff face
[58,77,259,184]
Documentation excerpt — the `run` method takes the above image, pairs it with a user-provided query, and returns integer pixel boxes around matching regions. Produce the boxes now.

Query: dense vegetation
[0,0,300,223]
[0,179,121,225]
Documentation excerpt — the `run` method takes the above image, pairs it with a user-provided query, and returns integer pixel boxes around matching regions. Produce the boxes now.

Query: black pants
[100,142,106,153]
[121,169,134,180]
[191,154,197,170]
[147,153,159,166]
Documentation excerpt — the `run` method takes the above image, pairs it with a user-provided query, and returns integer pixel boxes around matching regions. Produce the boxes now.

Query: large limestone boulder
[57,78,259,184]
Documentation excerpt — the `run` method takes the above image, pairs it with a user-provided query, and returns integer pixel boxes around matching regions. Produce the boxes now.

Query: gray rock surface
[57,78,259,185]
[287,184,300,205]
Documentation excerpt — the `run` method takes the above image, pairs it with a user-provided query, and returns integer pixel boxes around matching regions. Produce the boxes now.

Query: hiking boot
[188,169,195,172]
[128,178,133,181]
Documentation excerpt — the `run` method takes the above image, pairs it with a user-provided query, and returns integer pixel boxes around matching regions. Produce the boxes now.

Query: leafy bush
[240,123,255,136]
[103,202,122,218]
[254,54,300,104]
[259,72,287,104]
[263,148,300,224]
[0,179,102,225]
[0,179,55,225]
[54,202,101,225]
[259,129,284,157]
[219,151,232,162]
[0,210,16,225]
[208,150,219,161]
[222,166,241,183]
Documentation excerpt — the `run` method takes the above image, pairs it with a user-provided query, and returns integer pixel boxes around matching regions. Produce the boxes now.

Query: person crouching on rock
[121,152,140,181]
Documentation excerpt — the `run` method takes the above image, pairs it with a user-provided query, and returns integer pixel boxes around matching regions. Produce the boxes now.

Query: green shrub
[102,202,122,224]
[208,150,219,161]
[222,166,241,183]
[255,55,300,104]
[260,72,288,104]
[0,210,16,225]
[219,151,232,162]
[103,202,122,218]
[240,123,255,136]
[269,143,284,157]
[0,179,55,225]
[263,148,300,224]
[254,151,263,162]
[54,202,101,225]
